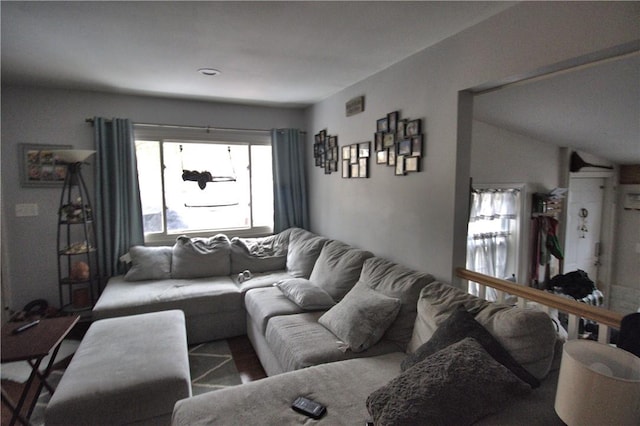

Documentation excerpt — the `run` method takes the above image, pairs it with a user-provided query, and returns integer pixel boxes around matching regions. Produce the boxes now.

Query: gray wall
[305,2,639,283]
[1,86,304,310]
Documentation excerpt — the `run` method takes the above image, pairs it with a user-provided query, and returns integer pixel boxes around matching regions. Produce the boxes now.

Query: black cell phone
[291,396,327,419]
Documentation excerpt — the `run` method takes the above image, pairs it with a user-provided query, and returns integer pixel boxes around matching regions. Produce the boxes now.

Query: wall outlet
[15,203,38,217]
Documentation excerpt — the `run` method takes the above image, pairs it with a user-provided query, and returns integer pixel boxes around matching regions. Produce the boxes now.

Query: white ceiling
[2,1,637,164]
[1,1,513,107]
[474,53,640,165]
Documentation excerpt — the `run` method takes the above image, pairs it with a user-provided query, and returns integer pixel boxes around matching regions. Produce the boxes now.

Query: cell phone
[291,396,327,419]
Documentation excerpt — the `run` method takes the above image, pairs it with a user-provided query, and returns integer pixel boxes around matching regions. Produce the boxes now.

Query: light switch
[15,203,39,217]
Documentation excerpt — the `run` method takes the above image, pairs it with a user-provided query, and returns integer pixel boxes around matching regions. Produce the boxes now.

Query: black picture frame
[328,135,337,147]
[20,143,72,187]
[376,150,388,165]
[350,163,359,178]
[387,111,399,133]
[375,132,384,151]
[358,157,368,178]
[358,141,371,158]
[377,117,388,133]
[406,119,422,137]
[342,160,350,178]
[350,144,358,164]
[398,139,411,156]
[411,134,423,157]
[383,133,395,148]
[342,145,351,160]
[405,156,419,172]
[387,148,396,167]
[396,119,407,139]
[395,155,405,175]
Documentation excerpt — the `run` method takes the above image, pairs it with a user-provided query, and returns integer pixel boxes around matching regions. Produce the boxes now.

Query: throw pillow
[318,285,401,353]
[230,235,287,274]
[308,240,373,302]
[274,278,336,310]
[124,246,172,281]
[366,337,532,426]
[171,234,231,279]
[401,307,540,388]
[353,257,434,351]
[286,228,328,278]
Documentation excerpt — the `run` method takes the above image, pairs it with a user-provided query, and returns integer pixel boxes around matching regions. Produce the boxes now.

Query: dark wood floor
[228,335,268,383]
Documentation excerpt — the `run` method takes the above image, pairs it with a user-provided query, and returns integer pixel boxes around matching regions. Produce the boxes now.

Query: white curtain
[466,189,519,300]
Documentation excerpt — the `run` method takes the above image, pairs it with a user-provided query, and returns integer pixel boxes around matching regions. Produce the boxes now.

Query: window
[466,186,522,301]
[134,125,273,243]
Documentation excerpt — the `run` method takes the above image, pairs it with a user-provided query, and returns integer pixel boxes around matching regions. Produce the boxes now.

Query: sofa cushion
[285,228,328,278]
[366,337,531,426]
[230,234,288,274]
[93,275,242,320]
[407,281,495,353]
[408,281,557,379]
[244,287,305,334]
[274,278,336,310]
[265,313,401,372]
[124,246,172,281]
[353,257,434,351]
[319,286,401,353]
[171,234,231,279]
[308,240,374,301]
[475,304,557,380]
[401,307,540,388]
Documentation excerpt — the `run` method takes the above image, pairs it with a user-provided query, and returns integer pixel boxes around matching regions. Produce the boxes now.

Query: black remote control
[291,396,327,419]
[12,319,40,334]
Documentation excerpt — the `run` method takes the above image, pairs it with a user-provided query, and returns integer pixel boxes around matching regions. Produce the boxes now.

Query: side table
[1,315,79,426]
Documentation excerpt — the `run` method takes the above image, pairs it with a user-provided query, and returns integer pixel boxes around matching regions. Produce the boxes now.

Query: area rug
[5,339,242,426]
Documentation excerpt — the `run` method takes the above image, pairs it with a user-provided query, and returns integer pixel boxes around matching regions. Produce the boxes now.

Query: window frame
[134,124,273,244]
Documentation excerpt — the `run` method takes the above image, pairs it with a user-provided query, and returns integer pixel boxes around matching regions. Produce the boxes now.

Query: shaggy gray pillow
[318,285,401,353]
[367,338,531,425]
[274,278,336,310]
[124,246,172,281]
[401,307,540,388]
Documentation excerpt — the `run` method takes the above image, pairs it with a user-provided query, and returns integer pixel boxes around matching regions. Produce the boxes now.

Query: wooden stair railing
[455,268,624,343]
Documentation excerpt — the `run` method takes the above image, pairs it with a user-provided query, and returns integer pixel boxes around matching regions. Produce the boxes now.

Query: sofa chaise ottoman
[45,310,191,426]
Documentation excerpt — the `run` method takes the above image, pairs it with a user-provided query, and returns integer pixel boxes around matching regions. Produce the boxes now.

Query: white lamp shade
[555,340,640,426]
[51,149,96,163]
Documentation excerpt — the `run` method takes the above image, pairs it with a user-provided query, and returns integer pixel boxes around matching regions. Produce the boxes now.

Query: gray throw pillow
[366,338,532,426]
[274,278,336,310]
[286,228,327,278]
[124,246,172,281]
[308,240,374,302]
[318,285,401,353]
[401,307,540,388]
[171,234,231,279]
[230,235,287,274]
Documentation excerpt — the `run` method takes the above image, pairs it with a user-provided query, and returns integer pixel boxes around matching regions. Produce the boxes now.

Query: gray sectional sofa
[91,227,563,425]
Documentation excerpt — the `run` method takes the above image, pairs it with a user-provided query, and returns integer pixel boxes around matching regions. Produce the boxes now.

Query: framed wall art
[371,111,425,177]
[20,143,72,187]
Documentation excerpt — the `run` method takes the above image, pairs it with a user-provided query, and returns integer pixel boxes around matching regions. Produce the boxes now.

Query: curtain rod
[85,118,305,134]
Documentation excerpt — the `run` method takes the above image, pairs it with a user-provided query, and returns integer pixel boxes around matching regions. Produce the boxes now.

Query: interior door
[564,177,604,282]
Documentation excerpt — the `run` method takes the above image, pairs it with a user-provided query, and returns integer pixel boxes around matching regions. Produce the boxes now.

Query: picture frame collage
[374,111,424,176]
[341,141,371,179]
[313,130,339,174]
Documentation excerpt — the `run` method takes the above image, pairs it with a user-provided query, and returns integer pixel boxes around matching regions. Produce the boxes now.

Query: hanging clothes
[530,216,564,288]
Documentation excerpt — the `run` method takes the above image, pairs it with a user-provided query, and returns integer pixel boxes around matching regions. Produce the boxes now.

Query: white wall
[471,120,560,189]
[1,86,304,311]
[305,2,640,283]
[612,184,640,314]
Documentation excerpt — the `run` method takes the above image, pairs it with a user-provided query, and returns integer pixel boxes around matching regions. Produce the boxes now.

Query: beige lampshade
[51,149,96,164]
[555,340,640,426]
